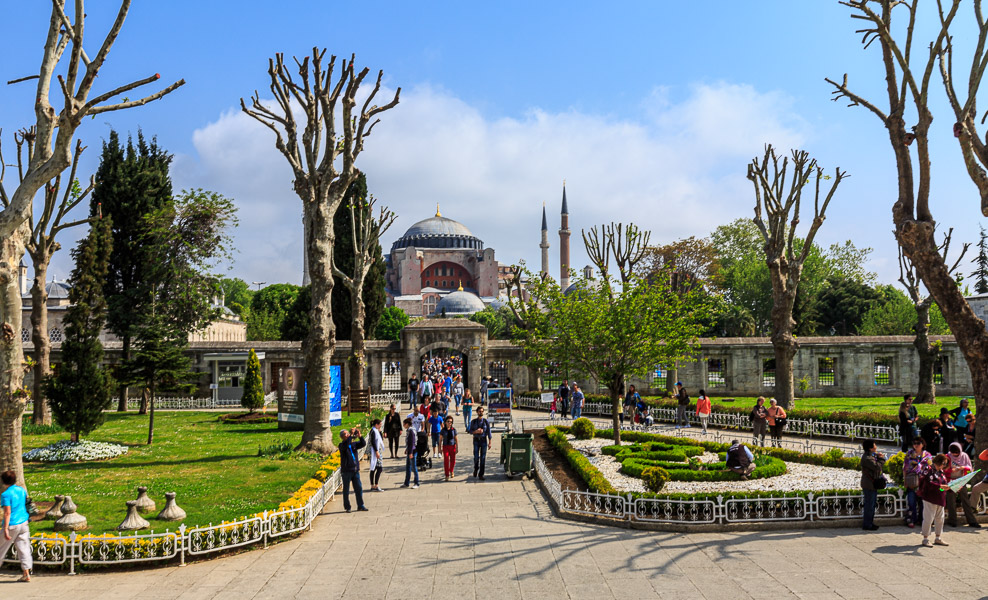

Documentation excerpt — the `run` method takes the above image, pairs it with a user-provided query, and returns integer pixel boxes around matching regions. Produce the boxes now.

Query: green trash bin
[500,433,533,478]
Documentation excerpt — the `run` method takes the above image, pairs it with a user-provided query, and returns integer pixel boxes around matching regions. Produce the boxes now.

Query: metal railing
[514,396,901,444]
[4,449,358,573]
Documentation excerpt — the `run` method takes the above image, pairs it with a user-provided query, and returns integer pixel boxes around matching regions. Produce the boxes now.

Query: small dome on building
[433,290,486,316]
[45,279,71,300]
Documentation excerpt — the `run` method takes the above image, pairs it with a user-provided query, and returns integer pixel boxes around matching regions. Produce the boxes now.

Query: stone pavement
[3,429,987,599]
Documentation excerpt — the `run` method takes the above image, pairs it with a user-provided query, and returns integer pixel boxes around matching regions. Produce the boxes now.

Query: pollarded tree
[748,145,845,409]
[332,192,396,391]
[241,348,264,414]
[241,50,400,454]
[825,0,988,466]
[0,1,183,487]
[898,231,968,404]
[45,217,114,442]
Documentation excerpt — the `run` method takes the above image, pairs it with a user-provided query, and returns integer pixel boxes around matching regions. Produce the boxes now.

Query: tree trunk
[768,266,799,410]
[913,301,937,404]
[117,336,130,412]
[0,222,31,488]
[348,273,367,391]
[297,200,337,454]
[666,363,677,397]
[29,255,52,425]
[147,382,155,445]
[896,220,988,472]
[139,386,148,415]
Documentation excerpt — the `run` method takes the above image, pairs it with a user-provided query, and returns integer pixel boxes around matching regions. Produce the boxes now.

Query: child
[549,393,558,420]
[918,454,951,548]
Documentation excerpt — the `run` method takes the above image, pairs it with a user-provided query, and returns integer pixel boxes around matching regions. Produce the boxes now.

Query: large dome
[433,290,486,316]
[391,208,484,251]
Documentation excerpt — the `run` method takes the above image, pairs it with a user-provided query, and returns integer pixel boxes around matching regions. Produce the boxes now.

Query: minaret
[540,202,550,279]
[559,182,571,290]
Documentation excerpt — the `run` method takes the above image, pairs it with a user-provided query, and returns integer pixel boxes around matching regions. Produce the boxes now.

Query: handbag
[874,474,888,490]
[905,473,920,490]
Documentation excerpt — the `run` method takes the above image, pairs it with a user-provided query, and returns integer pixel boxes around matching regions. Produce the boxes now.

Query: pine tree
[45,218,115,442]
[972,225,988,294]
[241,348,264,413]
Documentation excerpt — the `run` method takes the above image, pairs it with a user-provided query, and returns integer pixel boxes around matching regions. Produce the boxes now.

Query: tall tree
[45,218,114,442]
[240,348,264,414]
[26,139,95,425]
[971,226,988,294]
[332,189,396,390]
[826,0,988,467]
[0,1,183,487]
[241,50,400,454]
[248,283,302,340]
[331,173,388,341]
[218,277,254,317]
[898,231,968,403]
[748,145,845,409]
[95,131,174,412]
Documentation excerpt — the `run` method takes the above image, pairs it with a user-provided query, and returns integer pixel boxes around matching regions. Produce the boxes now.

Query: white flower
[24,440,128,462]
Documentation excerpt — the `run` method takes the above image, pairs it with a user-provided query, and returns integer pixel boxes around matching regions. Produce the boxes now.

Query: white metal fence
[515,396,901,444]
[4,450,357,573]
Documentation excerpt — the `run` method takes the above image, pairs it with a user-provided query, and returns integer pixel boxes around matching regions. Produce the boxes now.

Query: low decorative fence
[514,396,901,445]
[4,453,353,573]
[533,448,925,526]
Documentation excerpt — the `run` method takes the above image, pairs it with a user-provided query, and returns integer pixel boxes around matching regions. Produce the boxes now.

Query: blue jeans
[463,406,472,429]
[409,390,417,409]
[862,489,878,528]
[473,438,488,477]
[572,405,582,420]
[404,453,419,486]
[906,488,922,524]
[341,471,364,511]
[454,394,462,409]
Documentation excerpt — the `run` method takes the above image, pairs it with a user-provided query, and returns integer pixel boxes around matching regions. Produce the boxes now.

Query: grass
[23,410,371,535]
[698,396,966,419]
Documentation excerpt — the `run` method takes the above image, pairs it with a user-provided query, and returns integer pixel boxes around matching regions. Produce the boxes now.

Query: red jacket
[918,466,949,506]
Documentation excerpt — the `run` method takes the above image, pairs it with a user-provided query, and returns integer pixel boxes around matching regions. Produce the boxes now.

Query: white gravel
[567,436,862,493]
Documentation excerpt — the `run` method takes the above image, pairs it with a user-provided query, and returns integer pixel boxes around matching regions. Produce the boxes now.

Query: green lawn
[23,411,370,535]
[699,396,966,419]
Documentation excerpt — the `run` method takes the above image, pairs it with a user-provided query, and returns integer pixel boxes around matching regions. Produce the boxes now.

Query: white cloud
[174,81,809,285]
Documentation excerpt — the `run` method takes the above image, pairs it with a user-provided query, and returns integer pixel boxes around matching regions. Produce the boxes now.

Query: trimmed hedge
[641,467,669,492]
[571,417,596,440]
[545,426,617,494]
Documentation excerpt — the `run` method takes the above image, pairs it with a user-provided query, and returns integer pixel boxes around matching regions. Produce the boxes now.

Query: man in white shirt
[408,406,426,434]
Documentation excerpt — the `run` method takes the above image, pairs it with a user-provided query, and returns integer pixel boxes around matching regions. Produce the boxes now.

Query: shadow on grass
[25,453,259,471]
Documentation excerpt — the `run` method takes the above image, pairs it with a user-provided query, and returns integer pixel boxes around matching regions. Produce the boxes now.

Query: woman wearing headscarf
[945,442,980,528]
[367,419,385,492]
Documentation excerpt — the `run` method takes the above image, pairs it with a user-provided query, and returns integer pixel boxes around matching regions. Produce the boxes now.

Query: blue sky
[2,1,984,289]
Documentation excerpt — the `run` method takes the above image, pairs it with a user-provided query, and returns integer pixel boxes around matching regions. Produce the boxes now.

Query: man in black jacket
[558,381,570,419]
[339,427,368,513]
[469,407,493,480]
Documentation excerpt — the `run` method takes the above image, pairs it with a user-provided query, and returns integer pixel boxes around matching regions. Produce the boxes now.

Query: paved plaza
[3,420,987,599]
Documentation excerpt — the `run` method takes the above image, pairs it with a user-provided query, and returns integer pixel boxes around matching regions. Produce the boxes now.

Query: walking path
[3,420,986,599]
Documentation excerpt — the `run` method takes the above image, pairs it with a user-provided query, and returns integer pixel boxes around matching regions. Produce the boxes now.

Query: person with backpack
[0,470,31,582]
[675,382,690,428]
[726,440,755,479]
[918,454,951,547]
[859,439,887,531]
[407,375,419,409]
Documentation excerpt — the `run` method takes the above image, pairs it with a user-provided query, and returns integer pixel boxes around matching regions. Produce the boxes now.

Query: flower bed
[23,440,128,462]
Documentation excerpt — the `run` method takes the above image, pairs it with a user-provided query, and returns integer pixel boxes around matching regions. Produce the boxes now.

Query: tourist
[558,380,570,419]
[384,404,403,459]
[919,454,951,547]
[675,382,690,428]
[945,442,980,528]
[749,397,769,447]
[726,440,755,480]
[962,431,976,461]
[408,374,419,409]
[695,389,712,434]
[408,405,425,434]
[368,419,385,492]
[480,375,490,404]
[419,374,433,405]
[625,385,641,427]
[968,448,988,516]
[453,375,464,416]
[444,372,453,397]
[461,388,475,429]
[859,439,886,531]
[571,385,585,420]
[766,398,787,448]
[428,408,443,458]
[338,427,368,513]
[402,418,420,489]
[549,393,557,420]
[921,419,944,454]
[899,396,918,452]
[506,377,513,399]
[0,470,32,582]
[950,398,972,436]
[636,396,652,427]
[469,406,493,480]
[903,438,932,528]
[939,408,958,449]
[441,416,458,480]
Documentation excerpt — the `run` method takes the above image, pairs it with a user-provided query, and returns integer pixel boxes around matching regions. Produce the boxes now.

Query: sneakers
[934,538,949,546]
[345,509,351,513]
[907,522,915,529]
[478,475,486,480]
[357,507,369,512]
[411,484,419,489]
[401,484,409,488]
[967,523,982,528]
[863,525,879,531]
[372,488,384,493]
[921,538,933,547]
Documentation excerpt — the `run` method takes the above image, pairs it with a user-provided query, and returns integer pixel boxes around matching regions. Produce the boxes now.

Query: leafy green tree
[241,348,264,413]
[46,218,115,442]
[94,131,174,412]
[814,276,883,335]
[281,286,310,341]
[859,287,915,335]
[971,225,988,294]
[248,284,302,341]
[470,306,511,339]
[219,277,254,317]
[374,306,410,341]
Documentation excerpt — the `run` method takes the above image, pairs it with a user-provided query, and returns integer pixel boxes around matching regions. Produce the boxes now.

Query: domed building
[433,286,487,316]
[386,206,500,317]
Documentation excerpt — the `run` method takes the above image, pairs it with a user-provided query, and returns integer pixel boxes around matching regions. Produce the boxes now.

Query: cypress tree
[972,225,988,294]
[241,348,264,413]
[45,218,115,442]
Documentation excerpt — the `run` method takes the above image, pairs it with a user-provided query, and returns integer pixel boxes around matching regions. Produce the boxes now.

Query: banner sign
[329,365,342,426]
[277,367,305,431]
[487,387,512,431]
[540,392,554,404]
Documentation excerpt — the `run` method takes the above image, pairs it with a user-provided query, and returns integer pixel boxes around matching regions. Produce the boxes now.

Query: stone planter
[45,495,65,520]
[156,492,186,522]
[117,500,150,531]
[53,496,87,531]
[134,486,156,514]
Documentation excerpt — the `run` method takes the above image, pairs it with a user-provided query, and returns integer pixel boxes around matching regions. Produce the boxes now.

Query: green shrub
[885,451,905,487]
[545,426,617,494]
[571,418,596,440]
[642,466,670,492]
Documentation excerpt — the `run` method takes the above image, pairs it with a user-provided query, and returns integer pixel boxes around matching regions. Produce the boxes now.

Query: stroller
[416,431,433,470]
